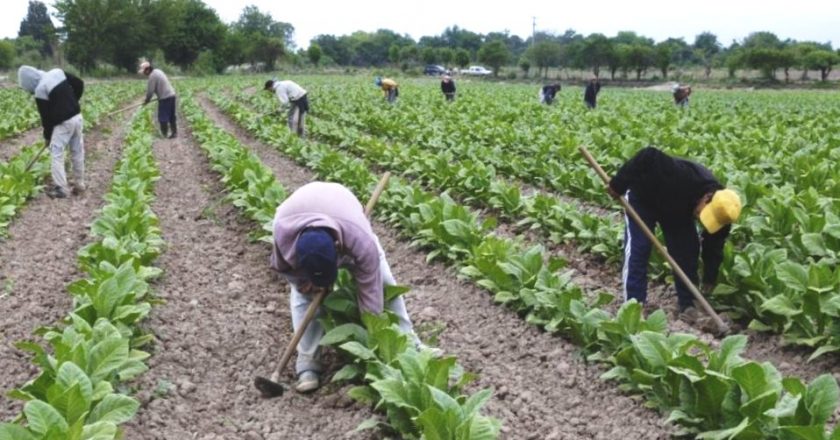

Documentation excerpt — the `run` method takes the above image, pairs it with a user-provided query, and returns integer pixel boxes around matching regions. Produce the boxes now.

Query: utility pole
[532,16,536,46]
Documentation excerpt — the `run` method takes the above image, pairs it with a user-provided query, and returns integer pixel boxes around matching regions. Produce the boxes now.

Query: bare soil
[0,109,135,419]
[123,116,375,439]
[0,127,42,162]
[196,96,673,439]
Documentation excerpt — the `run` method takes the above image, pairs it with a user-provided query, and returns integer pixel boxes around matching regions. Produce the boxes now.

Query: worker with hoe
[540,83,561,105]
[607,147,741,322]
[375,76,399,103]
[270,181,435,393]
[139,61,177,138]
[672,83,692,108]
[441,74,456,101]
[584,78,601,109]
[264,78,309,138]
[18,65,85,199]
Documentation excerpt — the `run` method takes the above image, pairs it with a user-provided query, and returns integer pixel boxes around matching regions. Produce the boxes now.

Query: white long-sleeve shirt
[272,80,307,106]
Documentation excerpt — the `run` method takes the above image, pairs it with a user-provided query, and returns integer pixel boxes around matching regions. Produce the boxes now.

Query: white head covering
[138,61,151,74]
[18,65,44,94]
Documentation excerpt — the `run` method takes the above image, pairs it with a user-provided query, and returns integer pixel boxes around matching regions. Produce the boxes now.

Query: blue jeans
[622,191,700,311]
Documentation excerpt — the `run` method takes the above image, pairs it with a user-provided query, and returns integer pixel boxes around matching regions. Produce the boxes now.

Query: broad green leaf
[804,374,839,424]
[88,394,139,425]
[338,341,376,361]
[0,423,36,440]
[695,417,749,439]
[80,421,117,440]
[89,337,129,382]
[23,400,68,435]
[320,324,367,346]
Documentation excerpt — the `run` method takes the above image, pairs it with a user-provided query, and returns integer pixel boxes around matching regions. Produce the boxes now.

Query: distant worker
[540,83,561,105]
[441,75,456,101]
[18,65,85,199]
[375,76,399,103]
[270,182,437,392]
[139,61,177,138]
[584,78,601,109]
[672,83,692,108]
[264,78,309,138]
[607,147,741,322]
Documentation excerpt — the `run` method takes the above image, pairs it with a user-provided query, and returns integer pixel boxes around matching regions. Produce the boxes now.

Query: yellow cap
[699,189,742,234]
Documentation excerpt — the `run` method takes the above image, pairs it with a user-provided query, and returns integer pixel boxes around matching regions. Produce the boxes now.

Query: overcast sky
[2,0,838,49]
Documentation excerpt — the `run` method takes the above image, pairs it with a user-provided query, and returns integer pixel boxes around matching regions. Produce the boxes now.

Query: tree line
[1,0,838,82]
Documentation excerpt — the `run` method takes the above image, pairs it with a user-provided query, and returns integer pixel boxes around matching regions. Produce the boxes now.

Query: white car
[460,66,493,76]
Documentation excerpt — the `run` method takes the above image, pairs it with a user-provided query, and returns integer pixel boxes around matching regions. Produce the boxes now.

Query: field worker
[441,75,456,101]
[540,83,561,105]
[270,182,436,393]
[18,65,85,199]
[607,146,741,321]
[375,76,399,103]
[264,78,309,138]
[139,61,177,138]
[584,78,601,109]
[672,83,692,108]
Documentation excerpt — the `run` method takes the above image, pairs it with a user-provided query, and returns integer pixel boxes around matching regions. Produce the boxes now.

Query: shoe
[167,132,177,139]
[46,185,68,199]
[295,371,320,393]
[678,306,702,326]
[71,182,86,195]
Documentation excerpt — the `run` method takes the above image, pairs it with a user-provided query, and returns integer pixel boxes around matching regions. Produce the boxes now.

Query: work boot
[46,185,68,199]
[168,121,177,139]
[295,371,319,393]
[159,122,168,138]
[71,181,86,195]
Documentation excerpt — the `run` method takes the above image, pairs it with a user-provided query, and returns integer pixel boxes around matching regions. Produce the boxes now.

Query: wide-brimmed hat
[699,189,742,234]
[295,228,338,288]
[137,61,150,74]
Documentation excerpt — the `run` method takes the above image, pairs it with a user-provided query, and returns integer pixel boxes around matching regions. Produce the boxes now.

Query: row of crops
[1,109,161,439]
[0,82,139,238]
[195,76,840,438]
[233,76,840,362]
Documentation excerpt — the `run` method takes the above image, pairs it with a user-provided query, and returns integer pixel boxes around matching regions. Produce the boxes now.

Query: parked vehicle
[460,66,492,76]
[423,65,448,76]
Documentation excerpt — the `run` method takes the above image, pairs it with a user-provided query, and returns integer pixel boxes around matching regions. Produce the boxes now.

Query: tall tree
[578,33,612,77]
[233,5,294,70]
[526,41,562,78]
[803,50,839,81]
[162,0,226,70]
[307,42,322,65]
[54,0,159,72]
[655,41,675,78]
[477,39,510,76]
[0,40,15,69]
[693,32,720,78]
[454,48,470,68]
[18,0,56,57]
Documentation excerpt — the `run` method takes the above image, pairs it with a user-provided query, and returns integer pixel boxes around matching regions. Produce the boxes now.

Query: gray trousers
[287,237,419,374]
[287,105,306,137]
[50,114,85,192]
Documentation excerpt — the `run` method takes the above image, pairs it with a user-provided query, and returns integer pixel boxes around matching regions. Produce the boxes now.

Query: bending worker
[18,65,85,199]
[540,83,561,105]
[608,146,741,322]
[375,76,399,103]
[264,78,309,138]
[270,182,434,393]
[441,75,456,101]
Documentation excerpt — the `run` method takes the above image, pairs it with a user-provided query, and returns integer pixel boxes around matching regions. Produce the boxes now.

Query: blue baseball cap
[296,228,338,288]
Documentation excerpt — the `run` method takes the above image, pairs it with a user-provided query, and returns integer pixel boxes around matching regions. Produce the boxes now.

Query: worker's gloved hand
[143,99,150,106]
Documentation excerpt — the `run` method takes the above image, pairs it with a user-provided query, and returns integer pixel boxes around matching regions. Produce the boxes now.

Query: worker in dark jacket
[607,147,741,318]
[441,75,456,101]
[18,65,85,199]
[672,83,691,107]
[540,83,561,105]
[584,78,601,109]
